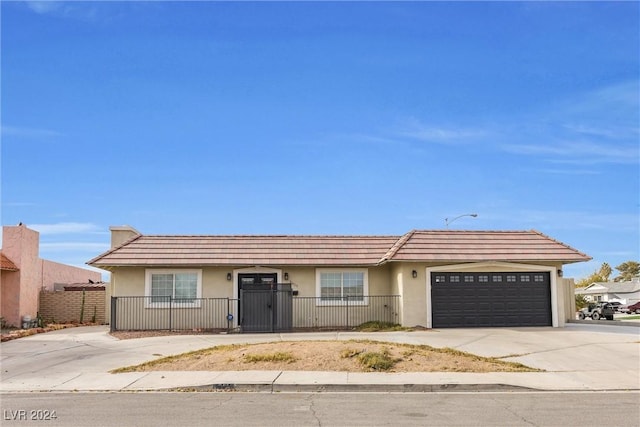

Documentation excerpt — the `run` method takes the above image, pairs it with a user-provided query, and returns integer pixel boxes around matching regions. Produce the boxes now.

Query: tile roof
[88,229,591,268]
[0,252,19,271]
[390,230,591,263]
[88,235,400,267]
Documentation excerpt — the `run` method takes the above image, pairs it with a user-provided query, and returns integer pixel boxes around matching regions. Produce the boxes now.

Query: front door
[239,273,278,332]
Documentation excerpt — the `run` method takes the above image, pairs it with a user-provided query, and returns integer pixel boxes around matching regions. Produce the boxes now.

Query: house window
[492,275,503,282]
[450,275,460,282]
[145,269,202,307]
[435,275,446,283]
[464,275,474,283]
[316,269,368,305]
[534,275,545,282]
[506,275,517,282]
[478,275,489,282]
[521,275,530,282]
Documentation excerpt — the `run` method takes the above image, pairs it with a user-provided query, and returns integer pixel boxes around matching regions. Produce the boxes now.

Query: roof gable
[589,281,640,294]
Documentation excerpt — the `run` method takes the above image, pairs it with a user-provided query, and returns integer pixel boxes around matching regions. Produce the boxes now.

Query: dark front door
[239,273,278,332]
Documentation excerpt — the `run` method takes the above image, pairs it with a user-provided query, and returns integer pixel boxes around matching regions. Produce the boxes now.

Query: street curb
[165,383,538,393]
[568,319,640,327]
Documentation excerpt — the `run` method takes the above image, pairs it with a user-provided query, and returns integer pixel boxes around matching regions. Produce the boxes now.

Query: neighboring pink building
[0,224,101,328]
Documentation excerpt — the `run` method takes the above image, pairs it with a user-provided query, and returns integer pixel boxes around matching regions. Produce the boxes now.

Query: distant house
[0,224,102,328]
[575,279,640,304]
[88,226,590,330]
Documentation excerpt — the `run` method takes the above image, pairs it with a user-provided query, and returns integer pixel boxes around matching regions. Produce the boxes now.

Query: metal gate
[239,273,293,332]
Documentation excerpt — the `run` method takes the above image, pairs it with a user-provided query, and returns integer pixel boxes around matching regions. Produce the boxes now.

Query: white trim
[315,268,369,306]
[425,262,559,328]
[144,269,202,308]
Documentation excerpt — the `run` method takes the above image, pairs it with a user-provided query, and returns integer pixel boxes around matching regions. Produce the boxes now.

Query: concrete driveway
[1,323,638,392]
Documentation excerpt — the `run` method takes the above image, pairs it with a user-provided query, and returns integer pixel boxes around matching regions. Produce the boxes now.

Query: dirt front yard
[112,340,539,373]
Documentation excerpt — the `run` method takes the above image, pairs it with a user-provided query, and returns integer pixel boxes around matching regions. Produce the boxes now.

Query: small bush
[243,352,297,363]
[357,348,396,371]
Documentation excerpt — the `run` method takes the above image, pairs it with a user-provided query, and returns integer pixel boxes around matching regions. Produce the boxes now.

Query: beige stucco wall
[111,267,234,298]
[390,263,429,327]
[390,263,404,326]
[559,278,575,325]
[108,265,400,329]
[109,226,140,248]
[111,265,394,299]
[390,261,566,328]
[106,261,571,329]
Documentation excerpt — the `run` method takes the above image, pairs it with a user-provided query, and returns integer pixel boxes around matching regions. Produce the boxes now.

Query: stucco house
[88,225,590,330]
[575,280,640,304]
[1,224,102,328]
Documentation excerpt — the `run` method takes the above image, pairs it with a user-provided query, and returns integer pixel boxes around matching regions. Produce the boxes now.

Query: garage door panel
[432,272,551,328]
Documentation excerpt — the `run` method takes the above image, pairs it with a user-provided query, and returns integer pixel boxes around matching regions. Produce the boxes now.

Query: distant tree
[575,294,589,310]
[598,263,612,281]
[614,261,640,282]
[575,262,612,288]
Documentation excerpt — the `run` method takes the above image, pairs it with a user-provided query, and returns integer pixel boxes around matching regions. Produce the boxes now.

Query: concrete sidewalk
[1,324,638,392]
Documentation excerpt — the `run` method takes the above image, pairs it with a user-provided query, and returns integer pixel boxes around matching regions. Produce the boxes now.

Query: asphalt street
[2,391,639,427]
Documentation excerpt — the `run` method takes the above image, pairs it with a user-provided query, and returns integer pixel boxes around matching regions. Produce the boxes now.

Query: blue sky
[1,1,638,281]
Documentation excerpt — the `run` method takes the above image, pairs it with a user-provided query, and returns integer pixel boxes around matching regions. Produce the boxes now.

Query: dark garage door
[431,272,551,327]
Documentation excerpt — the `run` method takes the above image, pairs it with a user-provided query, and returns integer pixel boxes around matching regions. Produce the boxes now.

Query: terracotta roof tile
[391,230,591,263]
[0,252,19,271]
[88,235,400,267]
[87,229,591,267]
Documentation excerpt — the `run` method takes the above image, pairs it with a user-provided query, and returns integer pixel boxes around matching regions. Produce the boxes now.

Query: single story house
[88,226,590,330]
[1,224,102,328]
[575,280,640,304]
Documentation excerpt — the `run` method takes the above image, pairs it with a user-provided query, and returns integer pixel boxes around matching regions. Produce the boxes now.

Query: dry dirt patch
[112,340,539,373]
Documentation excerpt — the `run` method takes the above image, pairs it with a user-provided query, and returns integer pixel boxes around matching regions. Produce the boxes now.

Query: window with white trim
[145,269,202,307]
[316,269,368,305]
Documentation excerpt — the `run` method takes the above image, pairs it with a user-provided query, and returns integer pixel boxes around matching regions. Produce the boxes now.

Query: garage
[431,272,552,327]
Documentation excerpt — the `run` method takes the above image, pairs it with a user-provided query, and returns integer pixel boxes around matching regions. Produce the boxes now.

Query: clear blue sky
[1,1,638,281]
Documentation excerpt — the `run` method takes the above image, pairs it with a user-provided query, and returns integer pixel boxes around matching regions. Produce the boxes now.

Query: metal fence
[110,297,237,332]
[292,296,401,330]
[110,295,401,333]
